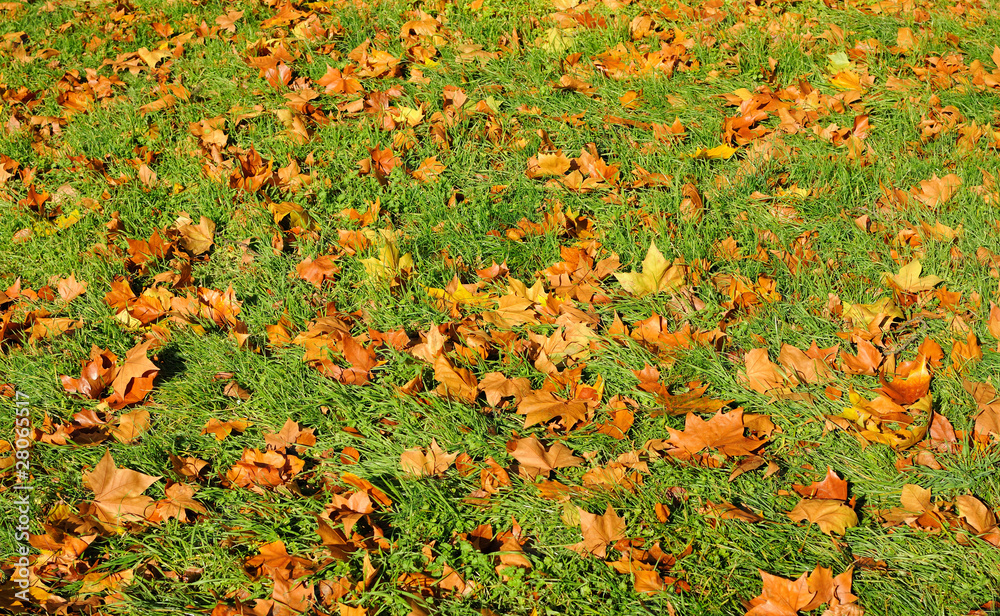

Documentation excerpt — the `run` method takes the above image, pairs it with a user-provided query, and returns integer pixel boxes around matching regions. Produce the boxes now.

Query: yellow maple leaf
[541,27,575,53]
[425,278,490,307]
[830,71,862,91]
[842,296,904,328]
[614,241,685,296]
[54,208,85,230]
[360,231,413,285]
[691,144,737,160]
[885,260,942,293]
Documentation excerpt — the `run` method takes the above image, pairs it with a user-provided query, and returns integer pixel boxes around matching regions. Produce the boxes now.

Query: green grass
[3,0,1000,614]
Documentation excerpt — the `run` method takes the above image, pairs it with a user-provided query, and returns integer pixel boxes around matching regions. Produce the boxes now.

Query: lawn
[2,0,1000,614]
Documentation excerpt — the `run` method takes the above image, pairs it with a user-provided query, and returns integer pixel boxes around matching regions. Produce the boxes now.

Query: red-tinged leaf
[61,346,118,399]
[103,341,159,409]
[793,468,849,501]
[839,338,883,376]
[877,353,931,405]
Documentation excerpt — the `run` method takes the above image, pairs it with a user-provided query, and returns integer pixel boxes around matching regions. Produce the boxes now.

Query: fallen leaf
[666,409,765,458]
[692,144,738,159]
[82,450,160,530]
[57,274,88,302]
[793,468,849,501]
[885,260,942,293]
[516,390,590,430]
[615,242,686,296]
[574,504,625,558]
[400,440,458,477]
[788,499,858,535]
[104,341,159,409]
[202,418,252,440]
[175,215,216,255]
[507,437,583,475]
[746,571,815,616]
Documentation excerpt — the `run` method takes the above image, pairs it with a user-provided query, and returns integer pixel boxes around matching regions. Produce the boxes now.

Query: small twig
[882,322,928,358]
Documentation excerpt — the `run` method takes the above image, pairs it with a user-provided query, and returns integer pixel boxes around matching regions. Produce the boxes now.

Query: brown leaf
[516,390,590,430]
[962,379,1000,442]
[805,566,859,611]
[507,437,582,475]
[988,303,1000,339]
[433,355,478,404]
[478,372,531,406]
[556,74,597,97]
[778,344,833,384]
[149,482,207,523]
[400,440,458,477]
[296,255,339,287]
[264,418,315,451]
[839,338,883,376]
[223,380,251,401]
[899,483,933,513]
[82,450,161,529]
[61,346,118,399]
[701,501,763,523]
[111,409,151,444]
[169,454,209,479]
[739,348,796,394]
[575,504,625,558]
[877,354,931,405]
[911,174,961,207]
[821,605,865,616]
[666,409,765,457]
[411,156,446,183]
[954,494,997,534]
[950,332,982,371]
